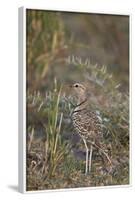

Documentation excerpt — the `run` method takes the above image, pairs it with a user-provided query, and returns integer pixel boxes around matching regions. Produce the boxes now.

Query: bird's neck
[74,98,88,111]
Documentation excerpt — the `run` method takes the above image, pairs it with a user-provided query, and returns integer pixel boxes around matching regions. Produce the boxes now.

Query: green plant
[44,80,69,177]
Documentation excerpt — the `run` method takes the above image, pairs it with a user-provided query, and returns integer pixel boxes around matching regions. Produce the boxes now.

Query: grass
[26,64,129,191]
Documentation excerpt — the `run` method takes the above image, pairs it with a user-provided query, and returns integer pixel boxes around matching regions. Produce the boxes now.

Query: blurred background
[26,9,129,93]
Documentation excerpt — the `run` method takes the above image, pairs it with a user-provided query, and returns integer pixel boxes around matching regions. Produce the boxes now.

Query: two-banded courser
[70,83,112,175]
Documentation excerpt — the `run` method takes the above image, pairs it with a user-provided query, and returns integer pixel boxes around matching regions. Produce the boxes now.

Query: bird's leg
[88,145,93,173]
[82,138,89,175]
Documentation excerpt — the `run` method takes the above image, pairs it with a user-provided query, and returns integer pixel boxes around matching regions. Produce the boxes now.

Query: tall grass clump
[44,80,69,177]
[26,80,70,190]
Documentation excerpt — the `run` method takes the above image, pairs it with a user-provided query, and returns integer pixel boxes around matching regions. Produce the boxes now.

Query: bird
[70,83,112,175]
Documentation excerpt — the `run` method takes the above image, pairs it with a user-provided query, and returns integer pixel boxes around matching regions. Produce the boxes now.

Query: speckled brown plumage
[72,108,103,145]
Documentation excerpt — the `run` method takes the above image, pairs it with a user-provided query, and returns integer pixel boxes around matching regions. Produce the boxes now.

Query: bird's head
[70,83,87,102]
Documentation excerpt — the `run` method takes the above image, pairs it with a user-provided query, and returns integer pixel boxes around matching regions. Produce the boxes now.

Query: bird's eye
[75,84,78,87]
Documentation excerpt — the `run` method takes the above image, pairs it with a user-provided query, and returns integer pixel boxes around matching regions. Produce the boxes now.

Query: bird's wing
[74,110,103,140]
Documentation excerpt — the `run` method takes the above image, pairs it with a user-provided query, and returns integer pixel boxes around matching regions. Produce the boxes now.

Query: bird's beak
[69,84,73,88]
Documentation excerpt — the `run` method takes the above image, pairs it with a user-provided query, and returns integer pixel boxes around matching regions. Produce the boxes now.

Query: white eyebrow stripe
[73,83,85,90]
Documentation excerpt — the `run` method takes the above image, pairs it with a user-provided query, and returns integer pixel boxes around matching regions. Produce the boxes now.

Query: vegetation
[26,63,129,191]
[26,10,129,191]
